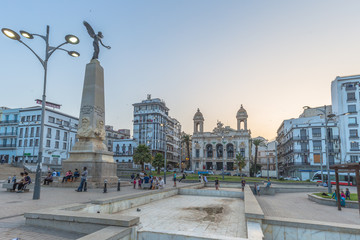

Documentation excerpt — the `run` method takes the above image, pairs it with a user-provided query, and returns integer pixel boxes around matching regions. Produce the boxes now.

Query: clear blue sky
[2,1,360,139]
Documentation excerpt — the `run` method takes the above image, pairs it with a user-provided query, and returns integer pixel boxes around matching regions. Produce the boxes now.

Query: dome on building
[193,108,204,121]
[236,104,248,119]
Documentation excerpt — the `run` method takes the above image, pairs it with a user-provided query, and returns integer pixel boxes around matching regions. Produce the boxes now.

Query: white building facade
[191,106,251,173]
[133,95,182,168]
[112,139,137,164]
[0,106,78,166]
[105,125,130,151]
[331,75,360,163]
[276,106,340,180]
[0,107,20,163]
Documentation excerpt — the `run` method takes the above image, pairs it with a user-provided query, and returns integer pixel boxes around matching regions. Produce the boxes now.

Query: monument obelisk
[62,21,116,187]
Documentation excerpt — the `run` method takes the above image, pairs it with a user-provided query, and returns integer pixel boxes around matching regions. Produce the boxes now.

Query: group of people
[331,188,351,207]
[198,174,208,183]
[11,171,31,192]
[131,172,164,190]
[61,169,80,183]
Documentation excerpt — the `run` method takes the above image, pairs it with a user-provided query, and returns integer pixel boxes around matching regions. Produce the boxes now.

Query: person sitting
[62,170,73,183]
[43,172,53,185]
[17,172,31,192]
[12,172,24,191]
[73,169,80,181]
[331,190,346,207]
[341,190,346,199]
[144,174,150,184]
[158,177,164,189]
[345,188,351,200]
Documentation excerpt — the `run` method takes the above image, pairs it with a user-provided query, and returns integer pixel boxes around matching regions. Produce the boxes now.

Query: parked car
[184,170,195,174]
[284,176,300,181]
[233,173,247,177]
[197,171,214,175]
[219,172,232,176]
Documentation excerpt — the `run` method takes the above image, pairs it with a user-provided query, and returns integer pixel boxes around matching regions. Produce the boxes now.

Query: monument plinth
[62,59,117,187]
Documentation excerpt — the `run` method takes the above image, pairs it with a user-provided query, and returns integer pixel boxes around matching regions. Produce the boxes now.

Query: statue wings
[83,21,96,38]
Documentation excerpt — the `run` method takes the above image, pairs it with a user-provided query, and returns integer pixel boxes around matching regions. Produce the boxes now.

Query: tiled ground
[0,216,84,240]
[116,195,246,238]
[257,192,360,225]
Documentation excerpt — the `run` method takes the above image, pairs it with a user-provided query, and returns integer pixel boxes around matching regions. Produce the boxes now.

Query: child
[138,177,142,189]
[341,190,346,199]
[345,188,351,200]
[12,175,16,183]
[133,178,137,189]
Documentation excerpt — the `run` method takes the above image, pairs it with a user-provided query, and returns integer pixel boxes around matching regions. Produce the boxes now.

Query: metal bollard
[84,181,87,192]
[117,178,121,191]
[103,179,108,193]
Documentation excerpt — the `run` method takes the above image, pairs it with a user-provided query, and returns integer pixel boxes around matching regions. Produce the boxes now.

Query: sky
[2,1,360,140]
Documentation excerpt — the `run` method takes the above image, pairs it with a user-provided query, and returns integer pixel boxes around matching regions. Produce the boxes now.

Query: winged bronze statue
[83,21,111,60]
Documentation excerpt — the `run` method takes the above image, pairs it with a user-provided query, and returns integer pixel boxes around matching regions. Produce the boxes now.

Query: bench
[141,183,151,189]
[2,183,33,192]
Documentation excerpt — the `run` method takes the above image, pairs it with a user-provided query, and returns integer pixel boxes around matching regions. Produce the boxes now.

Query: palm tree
[133,144,152,171]
[181,133,192,169]
[252,138,265,177]
[153,153,164,174]
[235,153,246,175]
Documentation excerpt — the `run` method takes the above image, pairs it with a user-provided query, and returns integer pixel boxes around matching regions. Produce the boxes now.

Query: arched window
[216,144,223,158]
[206,144,213,158]
[227,144,234,158]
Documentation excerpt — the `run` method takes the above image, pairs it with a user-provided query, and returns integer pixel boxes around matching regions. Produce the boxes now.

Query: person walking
[256,183,261,196]
[179,173,186,182]
[76,167,88,192]
[215,177,220,190]
[241,179,246,192]
[173,172,177,187]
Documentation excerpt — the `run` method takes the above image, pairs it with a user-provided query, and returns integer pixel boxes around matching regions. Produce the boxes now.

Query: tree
[152,153,164,174]
[181,133,192,169]
[235,153,246,175]
[133,144,152,171]
[252,138,266,177]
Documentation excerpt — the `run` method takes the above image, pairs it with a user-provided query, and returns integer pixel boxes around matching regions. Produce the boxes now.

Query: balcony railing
[55,135,60,140]
[0,144,16,148]
[293,136,309,141]
[287,162,310,166]
[0,132,17,136]
[293,149,309,153]
[329,149,340,153]
[330,135,339,140]
[0,120,18,124]
[46,134,51,138]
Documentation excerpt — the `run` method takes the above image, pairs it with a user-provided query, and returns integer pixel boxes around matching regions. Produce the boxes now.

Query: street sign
[23,153,31,156]
[52,155,60,158]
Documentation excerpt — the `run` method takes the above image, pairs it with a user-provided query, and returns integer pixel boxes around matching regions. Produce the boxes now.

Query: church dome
[193,108,204,121]
[236,104,248,119]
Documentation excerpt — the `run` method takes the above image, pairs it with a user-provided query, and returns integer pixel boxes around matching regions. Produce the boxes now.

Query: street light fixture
[2,28,20,40]
[2,26,79,200]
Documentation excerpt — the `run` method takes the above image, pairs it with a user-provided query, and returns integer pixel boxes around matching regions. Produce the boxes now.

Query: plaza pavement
[256,192,360,225]
[0,181,191,240]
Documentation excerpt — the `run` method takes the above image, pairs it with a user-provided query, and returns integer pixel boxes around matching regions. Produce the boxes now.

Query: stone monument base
[62,151,118,188]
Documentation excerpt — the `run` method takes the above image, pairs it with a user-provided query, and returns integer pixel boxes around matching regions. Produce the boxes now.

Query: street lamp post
[2,26,79,200]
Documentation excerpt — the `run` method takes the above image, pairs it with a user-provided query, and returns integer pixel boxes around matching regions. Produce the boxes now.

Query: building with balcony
[17,106,79,166]
[0,106,79,166]
[191,105,251,173]
[276,106,340,180]
[132,95,182,168]
[105,125,130,151]
[256,138,276,172]
[331,75,360,163]
[113,139,137,165]
[0,107,20,163]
